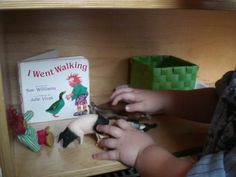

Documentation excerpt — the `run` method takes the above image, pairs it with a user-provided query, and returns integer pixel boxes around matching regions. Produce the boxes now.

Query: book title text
[27,62,88,77]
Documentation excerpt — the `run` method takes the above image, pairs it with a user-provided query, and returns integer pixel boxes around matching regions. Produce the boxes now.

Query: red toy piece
[37,126,54,147]
[8,105,26,136]
[37,129,47,145]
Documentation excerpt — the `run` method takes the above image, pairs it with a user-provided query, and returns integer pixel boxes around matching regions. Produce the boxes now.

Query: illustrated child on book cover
[66,73,88,116]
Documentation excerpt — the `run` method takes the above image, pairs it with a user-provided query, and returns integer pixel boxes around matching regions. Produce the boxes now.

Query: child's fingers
[92,150,119,161]
[114,84,129,90]
[96,125,123,138]
[114,119,132,130]
[97,138,118,149]
[110,87,134,101]
[111,92,136,106]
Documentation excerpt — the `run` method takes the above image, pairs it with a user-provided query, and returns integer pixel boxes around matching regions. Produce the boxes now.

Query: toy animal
[58,114,109,148]
[58,113,157,148]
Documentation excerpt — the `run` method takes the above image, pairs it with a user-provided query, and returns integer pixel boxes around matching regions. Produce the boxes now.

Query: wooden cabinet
[0,1,236,177]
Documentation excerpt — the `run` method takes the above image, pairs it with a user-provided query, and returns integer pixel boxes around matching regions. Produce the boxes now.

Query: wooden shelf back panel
[3,9,236,106]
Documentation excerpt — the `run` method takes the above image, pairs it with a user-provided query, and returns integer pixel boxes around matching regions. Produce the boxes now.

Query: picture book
[18,51,90,123]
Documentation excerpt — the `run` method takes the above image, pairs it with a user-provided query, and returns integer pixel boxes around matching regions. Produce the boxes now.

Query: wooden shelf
[13,116,209,177]
[0,0,236,10]
[0,7,235,177]
[14,119,126,177]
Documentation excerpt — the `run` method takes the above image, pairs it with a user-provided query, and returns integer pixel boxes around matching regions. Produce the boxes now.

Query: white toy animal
[58,114,109,148]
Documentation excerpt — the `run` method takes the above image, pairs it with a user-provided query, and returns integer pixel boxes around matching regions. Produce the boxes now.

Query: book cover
[18,55,90,123]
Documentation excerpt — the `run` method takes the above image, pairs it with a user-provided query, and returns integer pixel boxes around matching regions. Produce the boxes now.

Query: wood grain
[14,119,127,177]
[0,13,15,176]
[13,116,208,177]
[0,8,236,177]
[3,9,236,105]
[0,0,236,10]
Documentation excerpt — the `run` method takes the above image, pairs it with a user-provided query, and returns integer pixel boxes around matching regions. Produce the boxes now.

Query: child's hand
[110,85,163,114]
[92,119,155,167]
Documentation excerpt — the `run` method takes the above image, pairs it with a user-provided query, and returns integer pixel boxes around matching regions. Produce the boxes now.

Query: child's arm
[135,144,194,177]
[160,88,218,123]
[111,86,218,123]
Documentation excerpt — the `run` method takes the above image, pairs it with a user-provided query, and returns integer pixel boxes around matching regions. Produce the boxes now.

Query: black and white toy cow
[58,114,109,148]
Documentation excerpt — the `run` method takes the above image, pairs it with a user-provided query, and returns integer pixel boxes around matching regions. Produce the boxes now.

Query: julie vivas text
[27,62,88,77]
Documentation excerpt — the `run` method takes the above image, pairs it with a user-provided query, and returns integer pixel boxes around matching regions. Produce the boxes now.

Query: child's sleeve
[224,146,236,177]
[186,151,226,177]
[215,71,234,97]
[186,146,236,177]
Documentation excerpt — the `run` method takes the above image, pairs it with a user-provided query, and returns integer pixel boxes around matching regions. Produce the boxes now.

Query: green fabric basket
[130,55,199,90]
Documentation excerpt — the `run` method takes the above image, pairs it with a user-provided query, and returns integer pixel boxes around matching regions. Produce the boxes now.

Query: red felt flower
[7,106,26,136]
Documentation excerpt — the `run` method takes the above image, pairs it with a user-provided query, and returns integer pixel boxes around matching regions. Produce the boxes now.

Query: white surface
[195,80,209,89]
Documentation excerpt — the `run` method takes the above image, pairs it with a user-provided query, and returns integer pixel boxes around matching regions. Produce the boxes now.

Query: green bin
[130,55,199,90]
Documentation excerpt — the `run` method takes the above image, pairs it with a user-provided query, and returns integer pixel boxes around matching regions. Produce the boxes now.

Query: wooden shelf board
[14,116,209,177]
[14,118,126,177]
[0,0,236,10]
